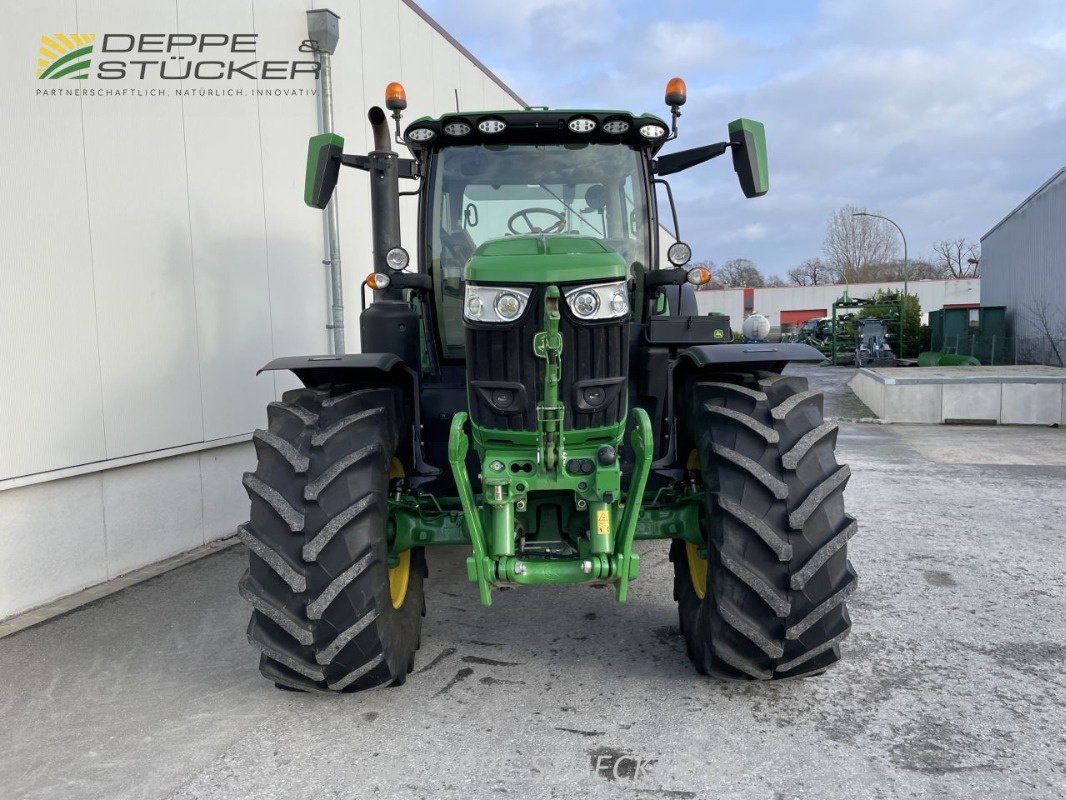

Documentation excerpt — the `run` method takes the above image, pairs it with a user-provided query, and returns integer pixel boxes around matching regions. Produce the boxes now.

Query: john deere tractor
[239,78,857,693]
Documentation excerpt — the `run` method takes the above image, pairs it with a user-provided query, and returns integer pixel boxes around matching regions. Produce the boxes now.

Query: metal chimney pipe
[307,9,345,354]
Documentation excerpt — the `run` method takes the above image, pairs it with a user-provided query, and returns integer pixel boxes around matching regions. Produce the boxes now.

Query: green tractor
[239,78,857,692]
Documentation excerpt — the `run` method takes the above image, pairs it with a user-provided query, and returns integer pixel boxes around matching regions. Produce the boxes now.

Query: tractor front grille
[465,286,629,432]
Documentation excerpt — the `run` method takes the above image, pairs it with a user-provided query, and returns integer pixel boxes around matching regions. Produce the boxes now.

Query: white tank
[742,314,771,342]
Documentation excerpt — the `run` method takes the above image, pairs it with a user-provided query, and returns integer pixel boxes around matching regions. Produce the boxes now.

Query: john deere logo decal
[37,34,95,80]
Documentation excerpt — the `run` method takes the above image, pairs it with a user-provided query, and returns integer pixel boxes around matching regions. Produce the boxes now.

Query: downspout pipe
[317,50,346,354]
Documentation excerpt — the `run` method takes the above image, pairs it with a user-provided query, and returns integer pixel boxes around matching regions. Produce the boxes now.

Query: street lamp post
[853,210,910,357]
[852,211,908,297]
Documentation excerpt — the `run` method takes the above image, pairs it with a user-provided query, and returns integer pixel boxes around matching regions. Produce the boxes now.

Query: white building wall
[0,0,524,620]
[696,279,981,333]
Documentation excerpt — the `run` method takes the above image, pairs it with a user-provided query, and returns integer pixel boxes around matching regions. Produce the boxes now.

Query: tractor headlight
[494,292,522,319]
[385,246,409,270]
[571,290,600,317]
[464,284,532,323]
[443,120,472,136]
[406,127,436,143]
[567,117,597,133]
[466,293,483,320]
[667,241,692,266]
[564,281,630,321]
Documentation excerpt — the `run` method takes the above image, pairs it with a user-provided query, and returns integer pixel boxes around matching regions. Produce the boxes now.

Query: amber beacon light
[665,76,687,107]
[385,81,408,111]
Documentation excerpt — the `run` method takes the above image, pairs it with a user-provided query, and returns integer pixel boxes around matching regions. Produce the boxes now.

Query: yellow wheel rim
[388,457,411,609]
[686,542,708,599]
[685,448,708,598]
[389,550,411,609]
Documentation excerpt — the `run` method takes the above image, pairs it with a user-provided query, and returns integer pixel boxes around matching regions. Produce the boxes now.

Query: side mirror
[304,132,344,209]
[728,119,769,198]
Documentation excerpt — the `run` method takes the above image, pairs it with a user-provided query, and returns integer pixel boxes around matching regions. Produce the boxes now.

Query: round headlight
[602,119,630,134]
[611,290,629,315]
[639,123,668,139]
[443,121,472,136]
[477,118,506,134]
[385,246,409,270]
[667,241,692,266]
[494,292,522,319]
[567,117,597,133]
[571,290,600,317]
[406,127,435,143]
[466,294,483,320]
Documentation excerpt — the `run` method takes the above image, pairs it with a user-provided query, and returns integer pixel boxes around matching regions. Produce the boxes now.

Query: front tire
[239,386,426,693]
[672,371,857,679]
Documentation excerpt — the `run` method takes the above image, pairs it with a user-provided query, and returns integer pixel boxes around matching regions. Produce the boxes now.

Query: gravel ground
[1,365,1064,800]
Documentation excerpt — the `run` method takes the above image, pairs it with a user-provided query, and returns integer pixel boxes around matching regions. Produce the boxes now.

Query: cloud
[415,0,1066,274]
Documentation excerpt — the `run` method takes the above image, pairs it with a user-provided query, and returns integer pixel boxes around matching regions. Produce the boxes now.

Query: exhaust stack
[368,105,392,153]
[365,106,402,299]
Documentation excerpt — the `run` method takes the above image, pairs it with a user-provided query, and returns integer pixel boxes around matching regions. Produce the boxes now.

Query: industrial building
[696,277,981,335]
[0,1,524,622]
[980,167,1066,366]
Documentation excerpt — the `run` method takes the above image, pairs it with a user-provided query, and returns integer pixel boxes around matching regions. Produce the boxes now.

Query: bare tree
[897,257,947,281]
[933,238,981,278]
[1024,295,1066,367]
[717,258,765,288]
[787,257,828,286]
[822,205,898,282]
[765,274,788,287]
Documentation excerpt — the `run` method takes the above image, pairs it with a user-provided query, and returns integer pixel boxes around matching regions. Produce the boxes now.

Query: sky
[416,0,1066,278]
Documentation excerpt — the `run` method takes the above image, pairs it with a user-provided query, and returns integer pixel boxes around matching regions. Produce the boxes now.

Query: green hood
[465,235,627,284]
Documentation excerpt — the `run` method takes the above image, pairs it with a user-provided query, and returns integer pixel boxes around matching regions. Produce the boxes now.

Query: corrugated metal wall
[0,0,523,619]
[981,168,1066,365]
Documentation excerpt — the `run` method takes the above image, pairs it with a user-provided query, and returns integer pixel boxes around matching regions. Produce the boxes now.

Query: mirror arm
[653,142,729,177]
[644,267,687,288]
[340,154,370,171]
[339,154,418,179]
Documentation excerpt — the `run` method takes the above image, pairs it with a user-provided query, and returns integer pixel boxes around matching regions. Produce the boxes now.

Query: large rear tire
[672,371,857,679]
[239,386,426,693]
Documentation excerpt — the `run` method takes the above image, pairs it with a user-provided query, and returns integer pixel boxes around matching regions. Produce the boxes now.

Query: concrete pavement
[2,367,1065,800]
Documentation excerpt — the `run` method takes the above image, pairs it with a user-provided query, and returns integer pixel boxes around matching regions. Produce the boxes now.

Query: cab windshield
[427,142,651,353]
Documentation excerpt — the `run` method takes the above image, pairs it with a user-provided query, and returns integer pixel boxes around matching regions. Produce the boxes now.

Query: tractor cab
[411,121,657,360]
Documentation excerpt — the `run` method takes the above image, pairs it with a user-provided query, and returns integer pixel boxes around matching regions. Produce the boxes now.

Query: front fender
[258,352,439,481]
[678,342,825,370]
[257,353,406,387]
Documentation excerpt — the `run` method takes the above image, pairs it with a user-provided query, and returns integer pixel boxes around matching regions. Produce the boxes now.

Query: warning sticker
[596,508,610,534]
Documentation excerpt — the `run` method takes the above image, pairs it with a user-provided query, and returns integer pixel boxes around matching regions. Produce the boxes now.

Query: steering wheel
[507,207,567,235]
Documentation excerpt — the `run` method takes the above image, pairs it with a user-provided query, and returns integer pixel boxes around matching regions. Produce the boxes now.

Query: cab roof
[402,109,672,155]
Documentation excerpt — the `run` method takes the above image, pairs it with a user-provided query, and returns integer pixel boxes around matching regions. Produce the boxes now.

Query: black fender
[258,352,408,386]
[650,342,826,472]
[258,353,439,481]
[678,342,825,373]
